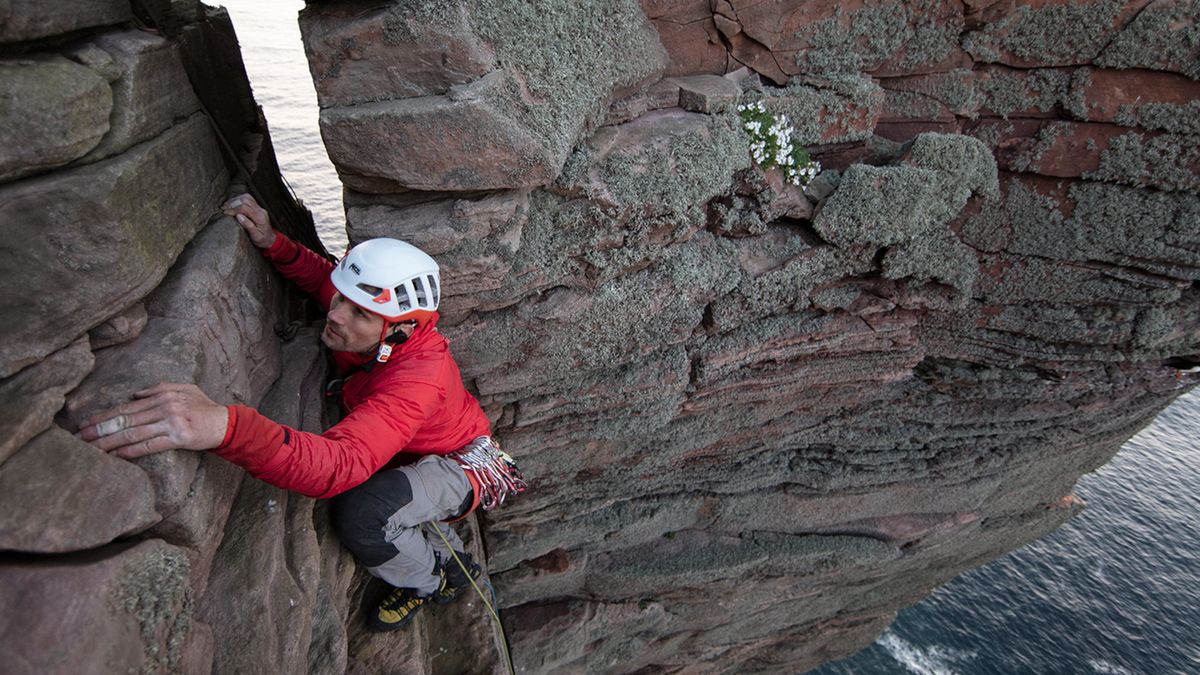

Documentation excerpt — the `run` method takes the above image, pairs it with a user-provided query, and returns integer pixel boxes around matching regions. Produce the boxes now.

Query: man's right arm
[223,194,336,309]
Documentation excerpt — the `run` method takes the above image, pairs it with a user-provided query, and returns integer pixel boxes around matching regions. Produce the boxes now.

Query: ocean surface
[223,0,347,255]
[220,5,1200,673]
[812,389,1200,675]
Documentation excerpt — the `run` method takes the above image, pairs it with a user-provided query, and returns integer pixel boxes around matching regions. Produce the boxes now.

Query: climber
[79,194,525,632]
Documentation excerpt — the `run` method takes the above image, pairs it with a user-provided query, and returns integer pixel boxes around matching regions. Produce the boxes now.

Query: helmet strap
[375,320,417,363]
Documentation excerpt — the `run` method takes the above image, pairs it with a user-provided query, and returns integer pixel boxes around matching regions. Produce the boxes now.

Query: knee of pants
[330,471,415,567]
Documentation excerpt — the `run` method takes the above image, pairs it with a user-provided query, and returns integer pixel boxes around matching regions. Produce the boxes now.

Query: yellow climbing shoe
[369,571,446,632]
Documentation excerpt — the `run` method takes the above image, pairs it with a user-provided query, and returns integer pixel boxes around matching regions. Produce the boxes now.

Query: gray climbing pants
[330,454,473,595]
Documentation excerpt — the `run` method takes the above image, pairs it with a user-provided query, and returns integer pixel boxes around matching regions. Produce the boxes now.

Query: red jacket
[213,233,492,499]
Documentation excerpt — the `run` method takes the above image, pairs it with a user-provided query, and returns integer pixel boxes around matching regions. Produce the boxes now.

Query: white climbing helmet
[330,238,440,322]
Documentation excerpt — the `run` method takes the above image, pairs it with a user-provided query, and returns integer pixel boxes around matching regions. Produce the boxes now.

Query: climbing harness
[448,437,528,511]
[426,524,516,675]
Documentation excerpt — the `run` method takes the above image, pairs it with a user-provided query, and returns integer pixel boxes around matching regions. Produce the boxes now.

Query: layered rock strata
[299,0,1200,672]
[0,3,509,671]
[0,0,1197,674]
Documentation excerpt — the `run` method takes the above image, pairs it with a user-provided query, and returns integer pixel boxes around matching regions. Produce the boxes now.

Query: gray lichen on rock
[884,89,949,120]
[794,2,958,75]
[595,114,749,221]
[470,0,665,165]
[977,68,1086,119]
[963,0,1126,65]
[905,132,1000,211]
[755,74,884,145]
[1084,132,1200,192]
[882,235,979,296]
[814,164,942,247]
[1096,0,1200,79]
[1009,121,1072,173]
[1066,180,1200,278]
[1115,100,1200,135]
[112,545,193,675]
[814,133,996,296]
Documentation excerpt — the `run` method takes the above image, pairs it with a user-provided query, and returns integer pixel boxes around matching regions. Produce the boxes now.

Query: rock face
[300,0,668,192]
[1,1,1197,674]
[300,0,1199,673]
[0,4,509,673]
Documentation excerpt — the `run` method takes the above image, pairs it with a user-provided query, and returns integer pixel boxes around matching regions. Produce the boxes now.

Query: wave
[1088,658,1136,675]
[879,631,976,675]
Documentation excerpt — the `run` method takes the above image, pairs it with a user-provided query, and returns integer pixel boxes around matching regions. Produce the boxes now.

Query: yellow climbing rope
[426,523,516,675]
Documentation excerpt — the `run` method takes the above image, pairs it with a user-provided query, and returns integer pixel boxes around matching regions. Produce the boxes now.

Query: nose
[327,296,349,325]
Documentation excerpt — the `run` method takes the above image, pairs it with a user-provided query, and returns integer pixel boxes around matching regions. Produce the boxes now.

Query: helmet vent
[428,275,439,306]
[412,276,429,308]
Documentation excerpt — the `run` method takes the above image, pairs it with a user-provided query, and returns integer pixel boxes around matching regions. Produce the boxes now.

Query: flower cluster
[737,101,820,187]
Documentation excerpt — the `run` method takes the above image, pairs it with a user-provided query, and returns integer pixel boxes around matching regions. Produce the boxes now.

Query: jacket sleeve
[212,380,446,499]
[262,231,337,311]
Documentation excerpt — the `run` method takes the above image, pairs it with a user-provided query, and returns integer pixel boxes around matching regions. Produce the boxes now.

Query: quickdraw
[448,436,527,511]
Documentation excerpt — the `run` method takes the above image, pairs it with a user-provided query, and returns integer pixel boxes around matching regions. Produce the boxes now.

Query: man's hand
[221,193,276,249]
[79,383,229,460]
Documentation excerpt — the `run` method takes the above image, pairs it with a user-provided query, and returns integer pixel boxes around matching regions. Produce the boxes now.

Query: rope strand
[426,523,516,675]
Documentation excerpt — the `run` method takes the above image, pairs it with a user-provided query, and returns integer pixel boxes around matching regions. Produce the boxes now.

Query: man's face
[323,292,385,353]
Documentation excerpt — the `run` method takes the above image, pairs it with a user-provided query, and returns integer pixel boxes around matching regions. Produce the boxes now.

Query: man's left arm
[215,387,442,498]
[80,380,444,499]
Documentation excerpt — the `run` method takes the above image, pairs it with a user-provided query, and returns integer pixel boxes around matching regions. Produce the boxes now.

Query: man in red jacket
[81,194,517,631]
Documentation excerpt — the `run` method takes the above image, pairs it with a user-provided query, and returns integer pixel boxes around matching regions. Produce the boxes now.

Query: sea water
[814,389,1200,675]
[223,0,347,255]
[220,5,1200,672]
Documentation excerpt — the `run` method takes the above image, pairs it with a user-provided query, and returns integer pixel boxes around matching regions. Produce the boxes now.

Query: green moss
[1097,0,1200,79]
[1084,132,1200,192]
[964,0,1125,64]
[1115,101,1200,135]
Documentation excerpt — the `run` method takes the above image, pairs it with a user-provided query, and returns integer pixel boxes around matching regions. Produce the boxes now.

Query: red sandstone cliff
[0,1,1197,673]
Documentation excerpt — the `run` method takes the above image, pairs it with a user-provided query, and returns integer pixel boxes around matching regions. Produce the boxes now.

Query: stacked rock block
[0,3,343,673]
[301,0,1200,672]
